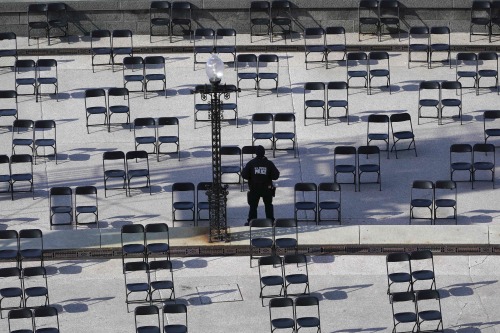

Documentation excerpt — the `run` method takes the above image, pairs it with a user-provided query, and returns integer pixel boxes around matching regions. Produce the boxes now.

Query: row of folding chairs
[10,119,57,164]
[84,87,134,133]
[193,28,237,69]
[386,250,437,299]
[455,52,499,95]
[346,52,392,94]
[0,90,18,126]
[258,254,310,306]
[6,306,59,333]
[410,180,458,224]
[14,59,58,102]
[252,113,297,157]
[408,26,452,68]
[149,1,193,42]
[102,150,152,197]
[293,182,342,224]
[236,53,280,96]
[26,3,68,45]
[134,304,187,333]
[121,223,170,268]
[123,260,175,312]
[303,81,349,125]
[48,186,99,229]
[483,110,500,145]
[450,143,496,188]
[133,117,180,161]
[418,81,463,125]
[192,84,239,128]
[0,266,50,317]
[249,218,298,266]
[121,56,168,98]
[268,296,321,333]
[0,154,34,200]
[0,229,44,268]
[391,289,444,333]
[470,0,500,42]
[90,29,134,70]
[303,26,348,68]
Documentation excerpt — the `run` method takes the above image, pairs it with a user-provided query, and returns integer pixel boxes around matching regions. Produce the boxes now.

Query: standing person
[242,145,280,226]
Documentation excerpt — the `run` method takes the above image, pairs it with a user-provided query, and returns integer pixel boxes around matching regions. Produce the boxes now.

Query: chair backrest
[259,254,282,266]
[108,87,129,97]
[410,249,433,261]
[34,119,56,130]
[151,1,171,11]
[134,117,156,128]
[15,59,36,70]
[304,82,325,91]
[430,26,450,35]
[478,51,499,61]
[163,303,187,314]
[347,52,368,61]
[369,51,389,60]
[450,143,472,154]
[441,80,461,90]
[295,295,319,307]
[456,52,478,62]
[85,88,106,99]
[415,289,440,301]
[216,28,237,37]
[157,116,179,127]
[172,182,195,192]
[50,186,72,197]
[390,112,412,123]
[145,222,169,235]
[144,55,166,66]
[368,114,389,124]
[419,80,440,90]
[412,180,434,190]
[284,253,307,265]
[274,112,295,123]
[484,110,500,120]
[112,29,133,39]
[135,304,159,316]
[237,53,258,64]
[334,145,356,155]
[409,26,429,38]
[358,145,380,156]
[435,180,456,191]
[473,143,495,153]
[258,54,279,64]
[359,0,378,10]
[103,151,125,161]
[250,218,274,228]
[36,58,57,69]
[386,251,410,263]
[252,112,274,122]
[269,296,294,308]
[294,182,317,192]
[194,28,215,39]
[220,146,241,157]
[318,182,341,192]
[122,223,145,235]
[19,228,42,240]
[75,185,97,196]
[126,150,149,161]
[124,261,149,272]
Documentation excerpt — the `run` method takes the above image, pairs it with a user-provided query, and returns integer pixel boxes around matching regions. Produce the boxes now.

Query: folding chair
[357,145,381,191]
[125,150,151,196]
[14,60,36,96]
[273,218,298,255]
[75,185,99,228]
[33,119,57,164]
[0,268,23,318]
[90,29,112,72]
[122,56,145,94]
[102,151,126,197]
[472,143,495,188]
[49,186,73,229]
[325,27,346,68]
[303,82,326,126]
[150,1,171,42]
[144,56,167,98]
[368,51,391,94]
[170,1,192,43]
[326,81,349,125]
[149,260,175,304]
[145,223,170,262]
[270,0,293,42]
[135,305,161,333]
[0,90,17,127]
[47,3,68,45]
[7,308,33,331]
[250,1,271,42]
[196,182,211,224]
[484,110,500,146]
[111,29,133,67]
[33,306,60,333]
[257,54,279,97]
[390,113,417,158]
[124,261,150,312]
[418,81,440,125]
[220,146,242,190]
[0,230,18,263]
[27,4,48,46]
[121,224,146,270]
[220,84,239,127]
[252,113,274,151]
[429,26,451,68]
[378,0,400,41]
[0,32,17,68]
[410,250,437,291]
[440,81,462,125]
[334,146,357,190]
[386,252,412,299]
[107,87,131,132]
[450,143,473,184]
[215,28,237,68]
[477,51,499,95]
[162,304,188,333]
[134,117,157,155]
[415,290,444,333]
[171,182,195,226]
[410,180,434,224]
[367,114,390,159]
[358,0,379,41]
[470,0,491,42]
[456,52,478,88]
[157,117,180,161]
[391,292,418,333]
[295,296,321,333]
[250,218,274,267]
[273,113,296,158]
[283,254,310,297]
[0,155,10,196]
[193,84,212,128]
[492,1,500,40]
[304,27,326,69]
[22,266,49,308]
[317,182,341,224]
[258,255,285,306]
[237,54,258,94]
[408,27,430,69]
[10,154,34,200]
[434,180,458,224]
[18,229,44,268]
[346,52,368,93]
[269,297,295,331]
[193,28,215,70]
[84,88,107,133]
[294,182,317,223]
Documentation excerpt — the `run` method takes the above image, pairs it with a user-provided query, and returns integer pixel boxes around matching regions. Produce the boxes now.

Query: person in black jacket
[241,145,280,226]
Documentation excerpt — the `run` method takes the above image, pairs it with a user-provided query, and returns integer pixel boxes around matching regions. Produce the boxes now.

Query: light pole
[201,54,238,242]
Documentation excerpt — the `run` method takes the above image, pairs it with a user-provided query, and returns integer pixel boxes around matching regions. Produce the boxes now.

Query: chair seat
[198,202,209,210]
[360,17,379,25]
[393,131,414,140]
[253,133,273,140]
[335,165,356,173]
[147,243,169,253]
[251,18,270,25]
[146,74,166,81]
[0,287,22,297]
[0,108,17,116]
[221,103,237,111]
[451,162,472,170]
[297,317,320,328]
[158,136,179,143]
[20,249,42,258]
[348,70,367,78]
[419,99,439,107]
[258,73,278,80]
[124,75,144,82]
[388,272,411,283]
[272,18,291,25]
[37,78,57,85]
[76,205,97,214]
[418,310,442,321]
[195,104,211,111]
[25,286,48,297]
[285,273,308,284]
[485,129,500,137]
[11,173,33,182]
[251,237,273,248]
[474,162,494,170]
[163,324,187,333]
[126,282,150,292]
[409,44,429,52]
[0,249,18,259]
[136,137,156,144]
[431,44,450,51]
[151,280,174,290]
[238,73,258,80]
[441,99,461,107]
[92,47,112,55]
[306,45,325,53]
[128,169,149,178]
[275,132,295,140]
[394,312,417,323]
[109,105,129,113]
[471,18,490,25]
[13,138,33,146]
[216,47,236,54]
[261,275,284,286]
[271,318,295,329]
[275,238,297,249]
[319,201,340,210]
[172,18,191,25]
[359,164,379,172]
[411,199,433,207]
[113,47,132,55]
[370,69,389,77]
[173,202,194,210]
[0,50,16,57]
[435,199,456,208]
[87,106,107,114]
[123,244,145,254]
[16,78,36,85]
[221,166,240,173]
[328,100,348,108]
[35,139,55,146]
[305,100,325,108]
[326,44,346,52]
[295,202,316,210]
[152,18,170,26]
[10,329,33,333]
[51,205,72,214]
[368,133,388,141]
[380,18,399,25]
[478,70,498,77]
[194,46,213,53]
[457,71,477,78]
[137,326,161,333]
[411,269,434,281]
[36,327,59,333]
[105,170,126,178]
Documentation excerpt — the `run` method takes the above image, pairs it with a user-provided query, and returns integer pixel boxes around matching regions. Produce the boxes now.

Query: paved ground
[0,32,499,332]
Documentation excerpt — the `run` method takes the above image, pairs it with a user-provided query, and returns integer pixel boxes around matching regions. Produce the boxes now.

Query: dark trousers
[247,189,274,222]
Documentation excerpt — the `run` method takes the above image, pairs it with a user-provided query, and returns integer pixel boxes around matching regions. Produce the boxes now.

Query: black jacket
[242,156,280,191]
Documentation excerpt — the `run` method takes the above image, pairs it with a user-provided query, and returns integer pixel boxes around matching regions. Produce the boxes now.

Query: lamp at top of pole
[206,54,224,85]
